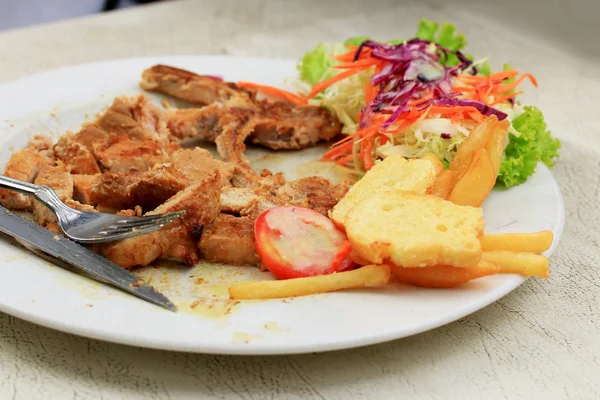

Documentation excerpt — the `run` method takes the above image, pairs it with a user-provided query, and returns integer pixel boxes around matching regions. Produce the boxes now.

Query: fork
[0,175,184,243]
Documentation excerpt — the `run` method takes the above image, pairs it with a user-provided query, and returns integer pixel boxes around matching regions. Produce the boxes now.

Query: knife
[0,206,176,312]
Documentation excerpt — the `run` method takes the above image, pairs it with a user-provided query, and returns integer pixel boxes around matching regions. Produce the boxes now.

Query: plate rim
[0,55,565,355]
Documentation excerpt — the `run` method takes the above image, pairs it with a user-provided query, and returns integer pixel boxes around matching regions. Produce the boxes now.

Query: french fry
[431,169,454,199]
[482,251,549,278]
[420,152,445,175]
[485,119,510,175]
[448,148,496,207]
[390,260,500,288]
[450,115,497,185]
[480,231,553,253]
[228,264,391,300]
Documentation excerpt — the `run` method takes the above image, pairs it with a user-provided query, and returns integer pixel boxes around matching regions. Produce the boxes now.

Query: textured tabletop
[0,0,598,399]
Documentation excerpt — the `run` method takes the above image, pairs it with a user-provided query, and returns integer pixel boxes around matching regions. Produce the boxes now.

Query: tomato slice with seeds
[254,207,355,279]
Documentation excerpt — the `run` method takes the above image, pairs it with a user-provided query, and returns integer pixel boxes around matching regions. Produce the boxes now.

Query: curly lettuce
[296,43,345,85]
[498,106,561,187]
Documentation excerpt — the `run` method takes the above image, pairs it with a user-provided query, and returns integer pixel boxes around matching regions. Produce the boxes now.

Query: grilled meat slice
[219,187,284,217]
[170,148,235,187]
[94,95,172,142]
[93,136,175,173]
[141,64,255,106]
[72,174,99,205]
[90,167,188,212]
[165,107,223,141]
[54,134,101,174]
[101,172,221,268]
[63,95,179,172]
[27,135,54,158]
[140,65,342,158]
[250,100,340,149]
[32,162,74,226]
[199,214,259,266]
[0,146,52,210]
[219,176,347,218]
[253,170,286,195]
[276,177,349,216]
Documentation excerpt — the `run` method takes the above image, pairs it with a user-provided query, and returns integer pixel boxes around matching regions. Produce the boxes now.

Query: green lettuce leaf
[296,43,345,85]
[415,19,468,66]
[478,62,492,76]
[497,106,561,187]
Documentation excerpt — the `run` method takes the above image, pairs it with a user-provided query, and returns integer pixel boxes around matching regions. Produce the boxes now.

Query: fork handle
[0,175,41,196]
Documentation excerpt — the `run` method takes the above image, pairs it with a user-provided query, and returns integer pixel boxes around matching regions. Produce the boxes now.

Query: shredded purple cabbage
[353,38,506,128]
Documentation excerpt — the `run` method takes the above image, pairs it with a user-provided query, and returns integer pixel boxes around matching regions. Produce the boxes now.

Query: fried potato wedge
[228,264,391,300]
[420,152,445,176]
[480,231,553,253]
[390,260,500,288]
[450,116,497,185]
[448,148,496,207]
[432,169,454,199]
[482,251,549,278]
[485,119,510,174]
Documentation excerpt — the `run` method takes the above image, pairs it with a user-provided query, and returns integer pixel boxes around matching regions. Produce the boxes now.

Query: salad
[291,19,561,187]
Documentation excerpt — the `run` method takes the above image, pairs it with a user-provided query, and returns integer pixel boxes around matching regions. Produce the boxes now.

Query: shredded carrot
[334,59,380,69]
[490,91,523,105]
[428,105,482,115]
[378,135,389,146]
[362,137,375,170]
[335,154,355,165]
[490,73,538,93]
[333,47,371,63]
[488,69,520,81]
[323,140,354,161]
[467,111,484,122]
[304,69,363,100]
[334,124,380,147]
[237,81,305,105]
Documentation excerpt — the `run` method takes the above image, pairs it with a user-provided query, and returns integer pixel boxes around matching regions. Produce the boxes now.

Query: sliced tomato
[254,206,355,279]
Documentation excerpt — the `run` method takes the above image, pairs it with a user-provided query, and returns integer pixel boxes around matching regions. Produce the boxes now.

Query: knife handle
[0,175,41,196]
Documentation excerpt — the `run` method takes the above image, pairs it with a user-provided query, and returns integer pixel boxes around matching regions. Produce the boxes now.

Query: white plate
[0,56,564,355]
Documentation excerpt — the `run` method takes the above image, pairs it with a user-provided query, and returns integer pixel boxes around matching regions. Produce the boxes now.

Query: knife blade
[0,206,176,312]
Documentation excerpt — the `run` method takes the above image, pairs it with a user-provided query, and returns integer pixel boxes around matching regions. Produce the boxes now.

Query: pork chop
[170,148,235,186]
[0,147,51,210]
[90,167,188,212]
[93,135,175,173]
[94,95,172,142]
[101,172,221,268]
[54,134,101,174]
[275,177,349,216]
[72,174,99,205]
[32,162,74,226]
[62,95,180,173]
[199,214,259,266]
[141,64,255,106]
[139,65,342,160]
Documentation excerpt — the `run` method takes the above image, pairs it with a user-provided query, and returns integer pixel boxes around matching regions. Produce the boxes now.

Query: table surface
[0,0,598,399]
